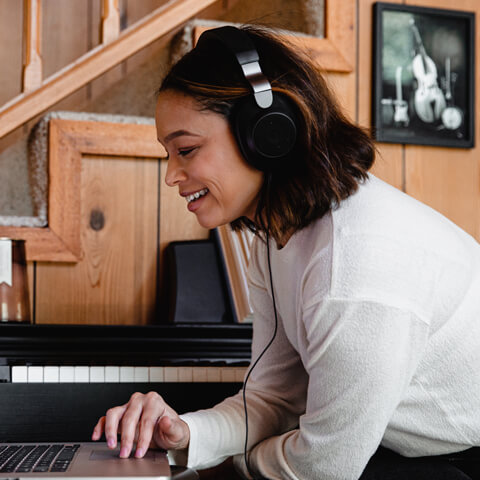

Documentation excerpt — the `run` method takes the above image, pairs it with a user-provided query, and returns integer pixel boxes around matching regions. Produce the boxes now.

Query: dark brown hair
[159,25,375,243]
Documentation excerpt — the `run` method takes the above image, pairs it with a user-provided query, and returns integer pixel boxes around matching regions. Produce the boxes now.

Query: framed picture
[373,2,475,148]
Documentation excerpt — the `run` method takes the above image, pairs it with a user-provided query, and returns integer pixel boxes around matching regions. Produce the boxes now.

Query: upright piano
[0,323,252,442]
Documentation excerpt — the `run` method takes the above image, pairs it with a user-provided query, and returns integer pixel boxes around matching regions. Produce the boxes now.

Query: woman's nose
[164,157,187,187]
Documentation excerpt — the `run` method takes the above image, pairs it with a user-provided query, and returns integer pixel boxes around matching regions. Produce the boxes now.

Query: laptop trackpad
[90,448,163,462]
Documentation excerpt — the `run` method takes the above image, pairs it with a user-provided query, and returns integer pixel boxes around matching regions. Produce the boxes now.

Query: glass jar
[0,238,31,323]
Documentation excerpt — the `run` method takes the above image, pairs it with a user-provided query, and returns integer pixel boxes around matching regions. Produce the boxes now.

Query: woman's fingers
[91,391,189,458]
[118,393,147,458]
[104,404,127,449]
[91,416,106,441]
[134,392,165,458]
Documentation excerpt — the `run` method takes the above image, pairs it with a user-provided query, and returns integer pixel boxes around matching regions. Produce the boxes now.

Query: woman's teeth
[186,188,208,203]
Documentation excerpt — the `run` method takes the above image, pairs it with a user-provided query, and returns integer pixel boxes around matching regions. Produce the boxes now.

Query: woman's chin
[194,214,230,230]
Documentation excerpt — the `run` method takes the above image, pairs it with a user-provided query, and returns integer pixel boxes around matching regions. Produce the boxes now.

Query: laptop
[0,442,197,479]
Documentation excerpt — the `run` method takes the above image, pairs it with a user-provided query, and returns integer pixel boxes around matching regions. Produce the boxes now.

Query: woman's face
[156,90,264,229]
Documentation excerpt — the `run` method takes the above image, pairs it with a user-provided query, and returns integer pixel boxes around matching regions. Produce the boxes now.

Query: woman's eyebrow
[162,129,200,144]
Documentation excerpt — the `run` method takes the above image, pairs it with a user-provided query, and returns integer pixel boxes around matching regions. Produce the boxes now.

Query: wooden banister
[22,0,42,92]
[0,0,218,139]
[102,0,120,44]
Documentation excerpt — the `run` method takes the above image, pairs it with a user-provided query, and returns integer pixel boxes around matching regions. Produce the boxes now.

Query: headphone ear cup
[232,93,298,172]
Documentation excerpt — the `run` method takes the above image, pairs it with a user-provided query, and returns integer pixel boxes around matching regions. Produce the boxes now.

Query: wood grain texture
[41,0,90,110]
[0,1,24,106]
[0,119,165,261]
[357,0,404,191]
[22,0,43,92]
[0,0,219,138]
[35,153,159,325]
[101,0,120,44]
[404,0,479,240]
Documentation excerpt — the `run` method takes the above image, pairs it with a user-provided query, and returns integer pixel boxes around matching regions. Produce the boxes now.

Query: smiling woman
[92,24,480,480]
[156,91,264,229]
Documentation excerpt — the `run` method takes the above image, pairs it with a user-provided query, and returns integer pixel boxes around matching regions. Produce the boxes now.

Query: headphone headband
[198,26,273,109]
[196,26,298,171]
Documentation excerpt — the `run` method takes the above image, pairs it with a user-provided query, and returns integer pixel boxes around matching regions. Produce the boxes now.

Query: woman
[92,25,480,479]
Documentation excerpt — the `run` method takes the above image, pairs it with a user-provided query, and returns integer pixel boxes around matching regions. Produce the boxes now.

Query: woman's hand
[91,391,190,458]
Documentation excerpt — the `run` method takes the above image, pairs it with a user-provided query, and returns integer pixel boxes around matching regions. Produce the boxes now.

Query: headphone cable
[243,174,279,479]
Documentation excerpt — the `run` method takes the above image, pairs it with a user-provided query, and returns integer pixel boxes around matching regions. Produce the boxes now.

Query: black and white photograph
[373,2,475,148]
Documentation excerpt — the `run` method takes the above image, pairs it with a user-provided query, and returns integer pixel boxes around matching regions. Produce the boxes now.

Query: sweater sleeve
[177,249,309,471]
[234,297,430,480]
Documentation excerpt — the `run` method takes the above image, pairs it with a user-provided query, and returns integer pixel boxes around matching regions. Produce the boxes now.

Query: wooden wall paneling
[404,0,480,240]
[322,0,356,122]
[123,0,181,76]
[0,120,166,261]
[35,152,159,325]
[88,0,125,103]
[41,0,90,110]
[0,1,23,106]
[358,0,404,191]
[27,262,34,322]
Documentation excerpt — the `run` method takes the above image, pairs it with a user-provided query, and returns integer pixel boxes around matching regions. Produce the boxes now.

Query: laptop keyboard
[0,444,80,473]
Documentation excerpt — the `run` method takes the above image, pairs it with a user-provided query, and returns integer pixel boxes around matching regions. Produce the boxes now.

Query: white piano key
[105,366,120,382]
[149,367,164,382]
[11,366,28,383]
[120,366,134,383]
[235,367,247,383]
[74,366,89,383]
[192,367,207,383]
[220,367,236,383]
[28,366,44,383]
[134,367,149,383]
[89,366,105,383]
[44,366,59,383]
[206,367,222,382]
[177,367,193,382]
[164,367,178,382]
[59,366,75,382]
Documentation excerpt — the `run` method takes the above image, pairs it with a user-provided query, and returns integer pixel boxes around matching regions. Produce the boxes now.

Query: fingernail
[135,448,144,458]
[120,447,129,458]
[107,437,115,448]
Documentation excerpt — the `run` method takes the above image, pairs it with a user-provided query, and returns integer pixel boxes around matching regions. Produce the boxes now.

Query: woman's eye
[178,147,196,157]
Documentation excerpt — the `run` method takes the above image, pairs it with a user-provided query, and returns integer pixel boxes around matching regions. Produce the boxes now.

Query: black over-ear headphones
[197,26,298,172]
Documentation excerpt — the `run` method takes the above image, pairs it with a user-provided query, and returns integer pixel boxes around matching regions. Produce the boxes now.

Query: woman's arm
[235,298,429,479]
[179,277,309,470]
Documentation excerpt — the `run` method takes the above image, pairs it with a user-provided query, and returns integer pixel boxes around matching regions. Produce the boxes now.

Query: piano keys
[0,322,252,442]
[8,365,248,384]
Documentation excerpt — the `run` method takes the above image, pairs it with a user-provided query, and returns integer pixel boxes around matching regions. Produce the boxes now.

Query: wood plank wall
[2,0,479,325]
[356,0,480,242]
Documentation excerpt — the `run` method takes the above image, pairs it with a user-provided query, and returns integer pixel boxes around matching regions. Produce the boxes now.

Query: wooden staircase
[0,0,355,140]
[0,0,229,139]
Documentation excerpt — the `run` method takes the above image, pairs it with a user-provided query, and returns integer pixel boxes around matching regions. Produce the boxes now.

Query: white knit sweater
[178,174,480,479]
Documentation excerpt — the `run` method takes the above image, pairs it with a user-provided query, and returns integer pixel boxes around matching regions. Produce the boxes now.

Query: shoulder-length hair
[159,25,375,244]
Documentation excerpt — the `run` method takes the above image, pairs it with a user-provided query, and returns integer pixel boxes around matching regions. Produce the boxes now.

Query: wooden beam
[0,0,218,139]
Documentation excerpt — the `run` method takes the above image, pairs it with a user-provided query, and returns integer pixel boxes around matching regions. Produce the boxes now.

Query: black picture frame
[373,2,475,148]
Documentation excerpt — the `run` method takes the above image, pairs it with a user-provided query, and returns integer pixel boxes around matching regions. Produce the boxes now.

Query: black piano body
[0,323,252,442]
